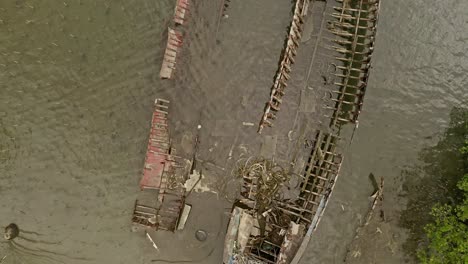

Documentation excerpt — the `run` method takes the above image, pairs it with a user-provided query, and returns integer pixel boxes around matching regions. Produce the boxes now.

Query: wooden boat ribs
[160,28,184,79]
[174,0,190,25]
[324,0,381,129]
[258,0,310,134]
[295,131,342,224]
[224,1,381,263]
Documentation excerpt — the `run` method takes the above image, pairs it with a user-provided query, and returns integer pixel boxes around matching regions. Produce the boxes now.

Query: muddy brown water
[0,0,467,264]
[303,0,468,263]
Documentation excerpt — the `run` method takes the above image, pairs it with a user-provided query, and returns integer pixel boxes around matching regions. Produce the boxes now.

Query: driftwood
[343,174,384,263]
[146,232,159,251]
[365,174,384,226]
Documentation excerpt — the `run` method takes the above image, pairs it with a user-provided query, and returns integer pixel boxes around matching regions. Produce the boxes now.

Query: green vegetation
[417,174,468,263]
[416,114,468,263]
[400,107,468,263]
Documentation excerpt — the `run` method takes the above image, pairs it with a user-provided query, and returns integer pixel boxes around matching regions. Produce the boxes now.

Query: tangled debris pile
[226,158,307,264]
[236,159,293,237]
[224,130,343,264]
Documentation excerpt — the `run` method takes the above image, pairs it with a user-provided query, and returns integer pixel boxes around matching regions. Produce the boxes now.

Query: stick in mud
[343,174,384,262]
[146,232,159,251]
[366,175,384,226]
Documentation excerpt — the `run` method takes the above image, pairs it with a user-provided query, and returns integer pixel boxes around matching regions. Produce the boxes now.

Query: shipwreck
[225,0,381,263]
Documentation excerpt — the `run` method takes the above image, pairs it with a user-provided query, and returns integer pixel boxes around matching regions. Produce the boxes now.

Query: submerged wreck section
[139,98,171,190]
[323,0,381,128]
[173,0,190,25]
[224,131,343,264]
[258,0,310,134]
[132,99,191,232]
[258,0,381,133]
[225,0,381,262]
[160,28,184,79]
[160,0,191,79]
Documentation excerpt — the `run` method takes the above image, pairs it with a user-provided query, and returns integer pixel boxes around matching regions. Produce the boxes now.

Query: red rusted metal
[139,99,171,190]
[174,0,190,25]
[133,98,190,232]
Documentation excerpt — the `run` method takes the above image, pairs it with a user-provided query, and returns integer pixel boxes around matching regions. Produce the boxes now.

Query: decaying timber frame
[133,0,193,235]
[132,99,190,232]
[323,0,381,129]
[259,0,380,133]
[224,131,343,263]
[160,28,184,79]
[174,0,190,25]
[258,0,310,134]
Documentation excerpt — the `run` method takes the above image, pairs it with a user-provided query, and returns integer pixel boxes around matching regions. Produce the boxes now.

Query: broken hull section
[223,131,343,264]
[132,99,191,232]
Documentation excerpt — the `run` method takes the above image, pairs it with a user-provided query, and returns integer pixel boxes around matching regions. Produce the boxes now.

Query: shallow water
[1,0,467,264]
[0,1,172,263]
